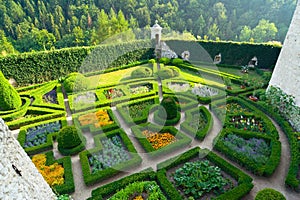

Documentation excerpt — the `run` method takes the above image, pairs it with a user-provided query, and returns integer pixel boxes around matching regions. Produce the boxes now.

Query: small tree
[0,71,22,111]
[158,96,177,120]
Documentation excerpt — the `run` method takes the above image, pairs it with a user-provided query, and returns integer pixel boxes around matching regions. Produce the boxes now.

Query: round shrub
[159,96,178,120]
[159,57,171,65]
[171,58,184,66]
[57,126,86,155]
[148,59,156,64]
[63,72,89,93]
[0,71,22,111]
[255,188,286,200]
[131,67,152,78]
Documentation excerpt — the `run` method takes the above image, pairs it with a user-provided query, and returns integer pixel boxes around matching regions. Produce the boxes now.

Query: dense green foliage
[57,125,86,155]
[0,0,296,53]
[131,66,152,78]
[159,96,177,120]
[255,188,286,200]
[0,70,22,111]
[63,72,89,93]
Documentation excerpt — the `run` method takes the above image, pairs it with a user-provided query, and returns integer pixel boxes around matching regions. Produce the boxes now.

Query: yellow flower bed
[142,130,177,150]
[32,154,64,186]
[78,110,114,128]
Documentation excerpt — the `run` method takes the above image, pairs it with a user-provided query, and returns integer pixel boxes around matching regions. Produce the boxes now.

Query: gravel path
[52,85,299,200]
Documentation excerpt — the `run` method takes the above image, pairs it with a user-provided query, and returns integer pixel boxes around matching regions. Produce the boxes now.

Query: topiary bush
[158,96,178,120]
[131,67,152,78]
[171,58,184,66]
[63,72,89,93]
[0,70,22,111]
[159,57,171,65]
[255,188,286,200]
[57,125,86,155]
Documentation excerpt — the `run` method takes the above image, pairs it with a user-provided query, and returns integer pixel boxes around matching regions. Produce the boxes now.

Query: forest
[0,0,297,55]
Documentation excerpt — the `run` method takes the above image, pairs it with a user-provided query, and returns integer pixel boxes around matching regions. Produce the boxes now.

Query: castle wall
[0,118,56,200]
[269,0,300,106]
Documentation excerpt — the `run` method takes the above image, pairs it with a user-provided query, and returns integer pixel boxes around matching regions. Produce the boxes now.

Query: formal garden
[0,40,299,200]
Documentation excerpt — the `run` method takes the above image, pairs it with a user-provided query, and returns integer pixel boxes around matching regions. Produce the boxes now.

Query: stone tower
[0,118,56,200]
[269,0,300,106]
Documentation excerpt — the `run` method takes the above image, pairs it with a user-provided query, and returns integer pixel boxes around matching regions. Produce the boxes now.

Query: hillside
[0,0,296,54]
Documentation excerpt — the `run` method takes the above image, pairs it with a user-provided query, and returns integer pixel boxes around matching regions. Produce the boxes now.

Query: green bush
[159,57,171,65]
[159,96,178,120]
[57,125,86,155]
[255,188,286,200]
[63,72,89,93]
[131,67,152,78]
[0,70,22,111]
[171,58,184,66]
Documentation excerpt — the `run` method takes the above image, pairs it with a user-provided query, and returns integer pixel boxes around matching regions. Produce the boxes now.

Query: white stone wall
[269,0,300,106]
[0,118,56,200]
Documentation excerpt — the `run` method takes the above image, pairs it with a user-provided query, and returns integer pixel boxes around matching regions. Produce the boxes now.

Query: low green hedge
[79,129,142,186]
[156,147,253,200]
[238,93,300,190]
[6,107,66,130]
[214,128,281,176]
[45,151,75,195]
[88,169,157,200]
[116,96,159,126]
[0,97,31,121]
[17,117,67,155]
[131,123,192,158]
[153,108,181,126]
[181,106,213,140]
[73,107,119,134]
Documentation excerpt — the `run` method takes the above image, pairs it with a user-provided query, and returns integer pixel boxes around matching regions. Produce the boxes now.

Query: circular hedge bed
[57,125,86,155]
[131,67,152,78]
[63,72,89,93]
[255,188,286,200]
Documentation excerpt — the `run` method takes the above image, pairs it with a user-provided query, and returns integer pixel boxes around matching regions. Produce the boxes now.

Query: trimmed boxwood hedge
[181,106,213,140]
[116,96,159,126]
[238,92,300,190]
[153,108,181,126]
[17,117,67,155]
[73,107,119,134]
[79,128,142,186]
[156,147,253,200]
[214,128,281,176]
[255,188,286,200]
[7,106,65,130]
[131,123,192,158]
[44,151,75,195]
[57,125,86,156]
[0,41,154,86]
[88,169,159,200]
[0,97,31,121]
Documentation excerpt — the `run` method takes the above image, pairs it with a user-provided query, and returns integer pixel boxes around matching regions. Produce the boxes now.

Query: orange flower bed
[78,110,113,128]
[142,130,177,150]
[32,154,64,186]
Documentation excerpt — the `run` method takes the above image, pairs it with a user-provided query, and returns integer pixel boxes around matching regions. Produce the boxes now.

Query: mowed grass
[87,66,140,88]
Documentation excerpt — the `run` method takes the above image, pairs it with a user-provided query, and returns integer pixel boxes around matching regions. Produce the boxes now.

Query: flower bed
[78,109,114,128]
[131,123,191,158]
[167,82,190,92]
[80,129,142,186]
[89,135,131,173]
[142,130,177,150]
[229,115,265,132]
[32,154,64,187]
[222,134,271,165]
[73,91,97,105]
[223,103,251,114]
[156,147,253,200]
[172,160,232,199]
[43,87,58,104]
[130,83,153,95]
[181,106,213,141]
[108,181,167,200]
[214,128,281,176]
[24,121,61,148]
[104,88,125,99]
[128,100,154,119]
[191,84,219,97]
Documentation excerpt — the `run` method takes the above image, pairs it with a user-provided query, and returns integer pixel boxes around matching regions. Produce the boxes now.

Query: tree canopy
[0,0,296,54]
